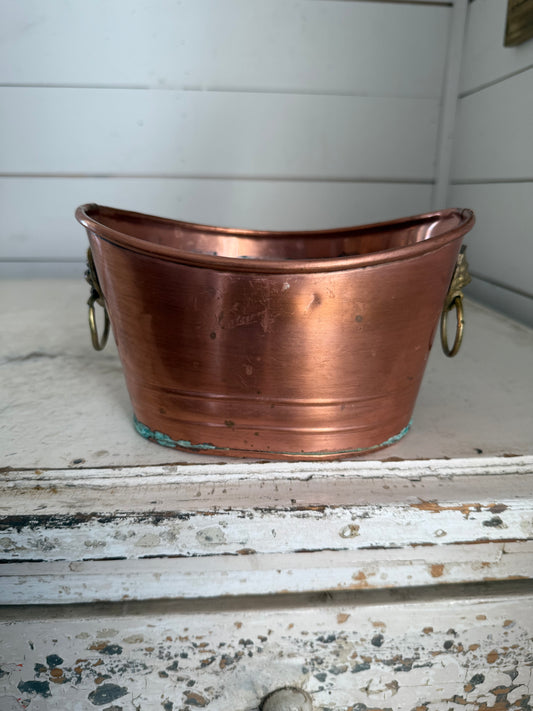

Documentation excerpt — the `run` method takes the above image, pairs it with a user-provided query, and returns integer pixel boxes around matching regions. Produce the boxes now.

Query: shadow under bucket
[76,204,474,460]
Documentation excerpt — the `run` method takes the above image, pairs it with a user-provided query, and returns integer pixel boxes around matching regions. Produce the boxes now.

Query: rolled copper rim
[76,203,475,274]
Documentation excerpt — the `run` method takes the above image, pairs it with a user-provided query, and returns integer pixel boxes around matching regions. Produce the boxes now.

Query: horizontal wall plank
[0,177,432,261]
[451,69,533,181]
[0,88,439,179]
[460,0,533,95]
[449,182,533,301]
[0,0,449,98]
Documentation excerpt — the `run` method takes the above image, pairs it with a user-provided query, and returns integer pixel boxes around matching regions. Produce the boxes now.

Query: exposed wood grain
[504,0,533,47]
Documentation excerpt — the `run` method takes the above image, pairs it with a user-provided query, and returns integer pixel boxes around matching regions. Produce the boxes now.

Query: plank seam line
[0,258,85,264]
[0,83,441,99]
[310,0,452,6]
[459,63,533,99]
[470,272,533,301]
[0,173,435,184]
[452,178,533,185]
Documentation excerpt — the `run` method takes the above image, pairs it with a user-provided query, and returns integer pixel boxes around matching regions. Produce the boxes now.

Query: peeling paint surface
[1,499,530,563]
[2,282,533,708]
[1,595,532,709]
[1,494,532,604]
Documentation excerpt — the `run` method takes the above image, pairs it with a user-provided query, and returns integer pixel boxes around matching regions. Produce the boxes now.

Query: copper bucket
[76,204,474,460]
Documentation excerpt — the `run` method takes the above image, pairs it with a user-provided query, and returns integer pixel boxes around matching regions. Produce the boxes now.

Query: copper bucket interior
[77,204,475,460]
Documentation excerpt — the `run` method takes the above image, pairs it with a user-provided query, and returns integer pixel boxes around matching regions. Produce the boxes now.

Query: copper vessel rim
[76,203,475,274]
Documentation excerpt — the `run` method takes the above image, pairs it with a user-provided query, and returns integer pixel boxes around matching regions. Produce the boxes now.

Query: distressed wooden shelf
[1,278,532,709]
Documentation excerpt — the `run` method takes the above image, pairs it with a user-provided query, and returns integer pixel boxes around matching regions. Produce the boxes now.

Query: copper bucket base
[133,414,413,460]
[77,204,474,461]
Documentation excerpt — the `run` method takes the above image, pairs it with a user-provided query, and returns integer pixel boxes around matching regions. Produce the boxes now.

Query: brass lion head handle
[85,247,110,351]
[440,245,472,357]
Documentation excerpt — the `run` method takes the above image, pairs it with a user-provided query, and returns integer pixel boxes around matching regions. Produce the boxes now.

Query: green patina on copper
[134,415,411,456]
[134,416,219,450]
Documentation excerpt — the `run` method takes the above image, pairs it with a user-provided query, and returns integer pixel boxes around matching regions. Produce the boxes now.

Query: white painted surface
[4,499,530,563]
[1,591,532,709]
[449,183,533,310]
[463,276,533,329]
[1,0,453,278]
[1,489,532,603]
[0,88,439,179]
[431,0,468,209]
[0,177,432,262]
[0,0,450,97]
[459,0,533,95]
[449,0,533,325]
[1,279,532,605]
[1,280,533,469]
[3,542,533,605]
[4,458,533,512]
[451,69,533,182]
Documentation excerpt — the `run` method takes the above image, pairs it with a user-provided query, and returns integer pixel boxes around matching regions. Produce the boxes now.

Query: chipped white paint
[2,541,533,605]
[1,500,531,563]
[1,592,532,709]
[1,278,532,705]
[2,452,532,603]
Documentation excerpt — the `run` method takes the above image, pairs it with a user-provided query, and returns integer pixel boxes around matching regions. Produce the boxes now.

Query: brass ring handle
[88,292,110,351]
[85,247,110,351]
[440,245,471,358]
[440,295,464,358]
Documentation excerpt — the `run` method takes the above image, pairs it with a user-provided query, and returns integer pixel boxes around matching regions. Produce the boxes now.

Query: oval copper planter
[76,204,475,460]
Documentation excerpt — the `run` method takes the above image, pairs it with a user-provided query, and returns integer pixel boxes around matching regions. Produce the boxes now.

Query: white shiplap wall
[449,0,533,327]
[0,0,451,277]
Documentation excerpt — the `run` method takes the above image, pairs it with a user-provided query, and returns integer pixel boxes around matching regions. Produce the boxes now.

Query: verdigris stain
[134,414,411,456]
[134,416,218,451]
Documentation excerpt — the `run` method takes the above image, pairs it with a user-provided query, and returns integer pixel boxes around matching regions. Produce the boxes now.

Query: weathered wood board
[1,281,532,707]
[1,458,533,604]
[2,281,532,469]
[1,589,532,710]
